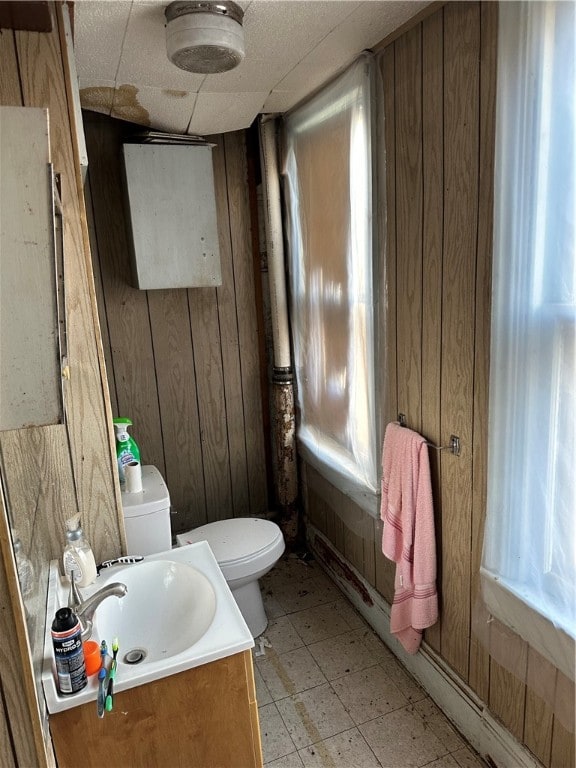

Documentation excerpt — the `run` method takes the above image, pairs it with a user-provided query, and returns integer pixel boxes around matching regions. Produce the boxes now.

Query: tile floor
[254,554,486,768]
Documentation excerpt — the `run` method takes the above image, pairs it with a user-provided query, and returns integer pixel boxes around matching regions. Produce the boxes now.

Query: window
[482,1,575,679]
[282,56,380,515]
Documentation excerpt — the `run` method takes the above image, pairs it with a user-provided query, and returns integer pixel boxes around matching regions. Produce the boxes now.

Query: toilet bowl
[176,518,285,638]
[120,465,286,639]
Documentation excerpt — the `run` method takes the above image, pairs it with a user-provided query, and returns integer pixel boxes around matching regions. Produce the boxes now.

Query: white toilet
[176,518,284,637]
[120,465,285,638]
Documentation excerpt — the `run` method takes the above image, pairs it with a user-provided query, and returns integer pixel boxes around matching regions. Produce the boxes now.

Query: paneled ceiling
[74,0,431,134]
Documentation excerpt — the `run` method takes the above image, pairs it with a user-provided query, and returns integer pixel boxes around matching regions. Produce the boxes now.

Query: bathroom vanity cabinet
[49,649,262,767]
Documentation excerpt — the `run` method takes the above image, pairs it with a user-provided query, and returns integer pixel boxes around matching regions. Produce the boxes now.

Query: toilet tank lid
[178,518,282,564]
[121,465,170,518]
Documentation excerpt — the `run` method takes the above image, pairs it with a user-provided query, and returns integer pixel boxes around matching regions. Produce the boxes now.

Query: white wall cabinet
[122,142,222,290]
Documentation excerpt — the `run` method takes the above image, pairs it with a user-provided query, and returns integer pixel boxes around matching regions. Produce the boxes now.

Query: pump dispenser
[63,515,97,587]
[113,417,141,490]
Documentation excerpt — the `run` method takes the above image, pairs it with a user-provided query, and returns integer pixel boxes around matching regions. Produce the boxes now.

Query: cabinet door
[122,142,222,289]
[50,651,263,768]
[0,107,64,430]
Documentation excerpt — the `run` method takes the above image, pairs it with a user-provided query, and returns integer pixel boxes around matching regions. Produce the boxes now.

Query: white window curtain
[481,1,575,680]
[282,56,380,515]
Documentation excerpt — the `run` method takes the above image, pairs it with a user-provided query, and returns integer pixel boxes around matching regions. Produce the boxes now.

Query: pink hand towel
[380,422,438,654]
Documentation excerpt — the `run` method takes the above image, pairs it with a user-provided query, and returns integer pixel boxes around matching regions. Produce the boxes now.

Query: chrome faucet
[68,574,127,640]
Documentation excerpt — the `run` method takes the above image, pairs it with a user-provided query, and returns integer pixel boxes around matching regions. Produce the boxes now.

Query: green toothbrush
[105,638,119,712]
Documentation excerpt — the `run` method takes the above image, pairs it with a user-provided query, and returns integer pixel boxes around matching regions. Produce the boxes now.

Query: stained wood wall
[0,5,122,766]
[303,4,575,767]
[84,113,268,535]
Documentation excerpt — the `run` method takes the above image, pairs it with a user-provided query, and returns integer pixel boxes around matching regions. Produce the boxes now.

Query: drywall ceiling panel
[78,78,116,116]
[272,59,342,107]
[242,1,359,65]
[200,55,290,94]
[304,0,431,66]
[74,1,131,82]
[262,90,296,114]
[189,91,268,135]
[116,4,206,91]
[111,85,197,134]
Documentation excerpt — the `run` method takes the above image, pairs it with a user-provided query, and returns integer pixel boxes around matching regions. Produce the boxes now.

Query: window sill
[298,438,380,518]
[480,568,575,681]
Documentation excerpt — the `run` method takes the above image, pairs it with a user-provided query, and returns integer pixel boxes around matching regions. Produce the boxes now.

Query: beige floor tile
[257,646,327,700]
[290,599,366,645]
[275,683,354,749]
[265,752,305,768]
[254,665,273,706]
[359,705,449,767]
[420,754,459,768]
[331,664,409,724]
[308,628,392,681]
[270,574,343,615]
[378,656,427,703]
[450,747,487,768]
[263,588,288,620]
[413,698,465,752]
[299,728,382,768]
[266,554,320,583]
[259,703,298,763]
[263,615,306,655]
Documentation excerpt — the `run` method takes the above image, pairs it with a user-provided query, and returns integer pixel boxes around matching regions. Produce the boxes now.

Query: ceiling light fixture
[165,1,245,75]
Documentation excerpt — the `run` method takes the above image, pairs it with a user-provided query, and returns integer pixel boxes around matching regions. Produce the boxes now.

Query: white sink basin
[94,560,216,664]
[42,541,253,714]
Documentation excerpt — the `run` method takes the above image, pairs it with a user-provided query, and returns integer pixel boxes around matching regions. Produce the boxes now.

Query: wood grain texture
[0,489,48,767]
[489,653,527,742]
[188,286,234,518]
[439,0,480,680]
[15,23,120,562]
[523,649,554,765]
[224,131,268,514]
[0,682,17,768]
[84,175,118,417]
[84,114,166,478]
[380,45,397,428]
[0,13,121,767]
[394,24,423,431]
[469,0,498,703]
[86,115,267,528]
[50,651,262,768]
[376,44,398,607]
[210,134,251,517]
[0,28,21,104]
[550,719,575,768]
[421,8,444,654]
[148,288,207,530]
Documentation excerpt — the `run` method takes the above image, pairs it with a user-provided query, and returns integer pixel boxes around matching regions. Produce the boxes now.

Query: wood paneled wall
[303,4,575,767]
[84,113,268,535]
[0,5,122,765]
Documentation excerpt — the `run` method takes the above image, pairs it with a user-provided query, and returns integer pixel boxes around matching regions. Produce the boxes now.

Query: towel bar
[397,413,461,457]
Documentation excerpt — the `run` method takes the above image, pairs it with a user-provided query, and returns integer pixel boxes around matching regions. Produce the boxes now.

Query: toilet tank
[120,465,171,556]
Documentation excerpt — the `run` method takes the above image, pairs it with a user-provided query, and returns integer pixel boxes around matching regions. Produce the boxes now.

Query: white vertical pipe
[259,118,292,370]
[259,116,299,525]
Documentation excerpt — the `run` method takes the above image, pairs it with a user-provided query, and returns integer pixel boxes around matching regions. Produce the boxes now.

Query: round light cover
[165,1,245,74]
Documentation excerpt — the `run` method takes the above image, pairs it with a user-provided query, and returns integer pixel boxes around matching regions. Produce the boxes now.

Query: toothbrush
[97,667,106,718]
[100,639,108,668]
[105,638,119,712]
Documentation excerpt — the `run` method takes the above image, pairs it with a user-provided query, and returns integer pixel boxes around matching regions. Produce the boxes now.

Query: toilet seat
[177,518,285,582]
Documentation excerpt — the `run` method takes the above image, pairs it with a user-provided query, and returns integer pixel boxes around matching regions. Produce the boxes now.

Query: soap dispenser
[62,515,97,587]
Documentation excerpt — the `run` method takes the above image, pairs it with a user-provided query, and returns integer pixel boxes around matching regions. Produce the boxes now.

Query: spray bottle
[113,417,141,490]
